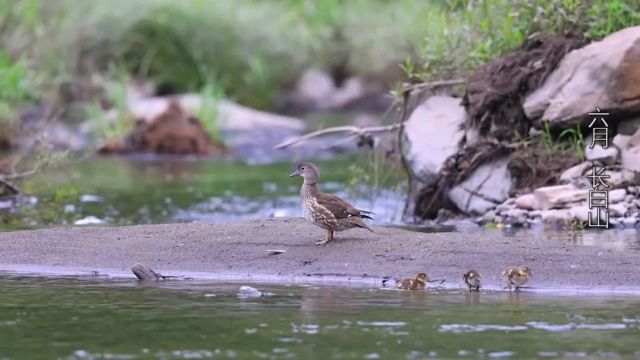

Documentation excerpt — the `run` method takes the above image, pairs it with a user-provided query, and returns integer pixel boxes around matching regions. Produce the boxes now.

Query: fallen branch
[274,124,400,150]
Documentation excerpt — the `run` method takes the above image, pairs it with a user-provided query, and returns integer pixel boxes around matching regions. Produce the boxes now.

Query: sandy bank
[0,218,638,292]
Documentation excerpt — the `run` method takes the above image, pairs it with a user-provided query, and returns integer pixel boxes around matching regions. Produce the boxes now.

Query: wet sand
[0,218,638,292]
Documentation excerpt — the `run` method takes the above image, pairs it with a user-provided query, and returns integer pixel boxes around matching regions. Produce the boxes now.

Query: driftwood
[131,263,165,281]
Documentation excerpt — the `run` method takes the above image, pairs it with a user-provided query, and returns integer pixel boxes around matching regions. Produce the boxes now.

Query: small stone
[608,188,627,203]
[515,193,535,210]
[503,208,527,219]
[609,203,628,217]
[608,170,637,188]
[584,138,619,165]
[540,209,572,222]
[622,217,638,227]
[238,286,263,298]
[481,210,496,223]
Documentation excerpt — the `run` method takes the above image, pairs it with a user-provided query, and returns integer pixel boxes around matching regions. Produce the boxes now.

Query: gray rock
[503,208,528,220]
[608,169,637,188]
[532,184,588,210]
[609,203,628,217]
[559,161,592,183]
[613,133,631,149]
[514,193,535,210]
[524,26,640,125]
[622,217,638,227]
[568,205,590,222]
[540,209,572,222]
[404,96,467,185]
[481,210,497,223]
[620,127,640,172]
[448,157,512,215]
[584,136,619,164]
[608,188,627,203]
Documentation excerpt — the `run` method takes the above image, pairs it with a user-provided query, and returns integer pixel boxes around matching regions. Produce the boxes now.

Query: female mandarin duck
[289,162,373,245]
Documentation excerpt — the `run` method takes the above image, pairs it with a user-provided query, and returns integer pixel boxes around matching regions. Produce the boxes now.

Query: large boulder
[448,157,512,215]
[524,26,640,125]
[620,127,640,172]
[403,96,467,185]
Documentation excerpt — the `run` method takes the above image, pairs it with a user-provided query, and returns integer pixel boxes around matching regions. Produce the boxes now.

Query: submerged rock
[238,286,263,298]
[403,96,467,185]
[524,26,640,125]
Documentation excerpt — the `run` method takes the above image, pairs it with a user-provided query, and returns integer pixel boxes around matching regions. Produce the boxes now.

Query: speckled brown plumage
[396,273,428,290]
[290,162,373,245]
[502,266,532,292]
[463,269,481,291]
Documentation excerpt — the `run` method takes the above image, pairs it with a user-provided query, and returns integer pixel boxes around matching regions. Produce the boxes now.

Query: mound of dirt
[462,36,584,140]
[98,100,228,156]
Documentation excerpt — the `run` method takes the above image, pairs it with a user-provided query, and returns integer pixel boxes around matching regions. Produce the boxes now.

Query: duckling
[396,272,428,290]
[290,162,373,245]
[463,269,481,291]
[502,266,532,292]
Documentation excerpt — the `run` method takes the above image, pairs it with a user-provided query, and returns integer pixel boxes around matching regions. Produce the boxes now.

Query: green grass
[408,0,640,82]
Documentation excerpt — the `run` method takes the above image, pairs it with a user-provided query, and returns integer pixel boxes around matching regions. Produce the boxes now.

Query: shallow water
[1,156,404,228]
[1,275,639,359]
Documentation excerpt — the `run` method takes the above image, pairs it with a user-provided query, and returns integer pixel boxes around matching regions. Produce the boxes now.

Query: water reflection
[1,275,640,359]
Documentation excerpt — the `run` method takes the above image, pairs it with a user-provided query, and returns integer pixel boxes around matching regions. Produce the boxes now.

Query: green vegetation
[407,0,640,81]
[3,0,639,115]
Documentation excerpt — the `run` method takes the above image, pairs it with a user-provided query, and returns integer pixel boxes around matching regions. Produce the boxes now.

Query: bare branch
[401,79,466,93]
[274,124,400,150]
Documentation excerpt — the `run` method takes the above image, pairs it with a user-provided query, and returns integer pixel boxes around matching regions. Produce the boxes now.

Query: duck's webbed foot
[316,229,334,246]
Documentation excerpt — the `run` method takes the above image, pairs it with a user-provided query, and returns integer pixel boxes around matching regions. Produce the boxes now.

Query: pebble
[238,286,263,298]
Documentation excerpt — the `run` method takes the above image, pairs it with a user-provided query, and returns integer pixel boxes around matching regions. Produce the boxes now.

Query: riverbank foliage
[2,0,638,114]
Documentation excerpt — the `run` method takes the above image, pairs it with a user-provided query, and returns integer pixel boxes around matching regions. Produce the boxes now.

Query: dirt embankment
[0,218,638,292]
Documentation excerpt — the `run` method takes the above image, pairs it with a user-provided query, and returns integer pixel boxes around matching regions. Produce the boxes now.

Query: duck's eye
[300,167,305,171]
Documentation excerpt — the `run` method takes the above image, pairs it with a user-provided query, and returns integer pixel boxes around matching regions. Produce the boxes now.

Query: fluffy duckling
[502,266,532,292]
[463,269,481,291]
[396,272,428,290]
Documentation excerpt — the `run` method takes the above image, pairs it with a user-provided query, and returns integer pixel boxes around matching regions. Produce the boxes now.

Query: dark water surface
[0,275,639,359]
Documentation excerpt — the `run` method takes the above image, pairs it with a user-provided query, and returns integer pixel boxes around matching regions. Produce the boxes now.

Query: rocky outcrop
[403,96,467,185]
[524,26,640,125]
[98,100,227,155]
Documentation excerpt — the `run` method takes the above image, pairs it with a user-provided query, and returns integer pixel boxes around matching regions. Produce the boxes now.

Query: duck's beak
[289,170,300,178]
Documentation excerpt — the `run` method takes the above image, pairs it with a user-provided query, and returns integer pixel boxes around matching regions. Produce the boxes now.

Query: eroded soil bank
[0,218,638,292]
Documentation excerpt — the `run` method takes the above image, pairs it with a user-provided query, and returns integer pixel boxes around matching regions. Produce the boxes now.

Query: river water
[1,157,640,359]
[1,275,639,359]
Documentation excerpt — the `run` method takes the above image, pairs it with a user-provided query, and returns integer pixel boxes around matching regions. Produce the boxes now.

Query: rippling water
[1,275,639,359]
[1,156,404,228]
